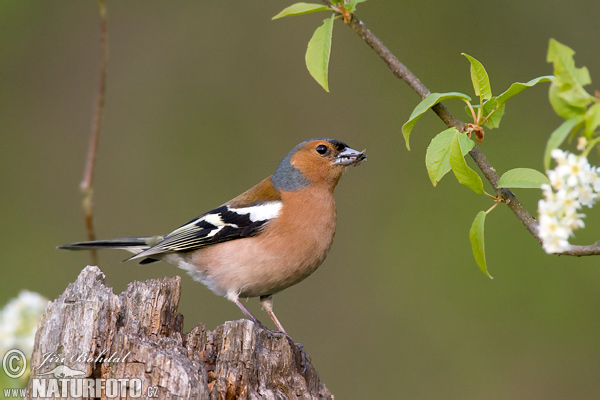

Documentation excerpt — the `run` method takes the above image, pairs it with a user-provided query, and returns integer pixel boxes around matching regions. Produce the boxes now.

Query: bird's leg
[260,295,309,370]
[231,297,284,337]
[232,297,265,327]
[260,295,288,334]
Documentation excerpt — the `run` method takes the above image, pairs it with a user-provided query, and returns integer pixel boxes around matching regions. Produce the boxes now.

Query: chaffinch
[59,138,365,334]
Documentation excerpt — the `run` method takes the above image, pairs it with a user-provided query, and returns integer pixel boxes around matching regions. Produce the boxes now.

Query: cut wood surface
[27,266,332,399]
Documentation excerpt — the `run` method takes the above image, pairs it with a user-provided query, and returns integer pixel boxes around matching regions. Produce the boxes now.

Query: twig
[80,0,108,266]
[330,7,599,256]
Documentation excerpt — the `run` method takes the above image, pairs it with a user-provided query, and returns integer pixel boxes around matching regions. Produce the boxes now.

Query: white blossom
[538,150,600,253]
[551,148,568,166]
[577,185,596,208]
[0,291,48,358]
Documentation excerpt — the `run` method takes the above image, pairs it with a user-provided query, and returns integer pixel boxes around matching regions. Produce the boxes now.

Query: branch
[80,0,108,266]
[27,266,332,399]
[334,9,599,256]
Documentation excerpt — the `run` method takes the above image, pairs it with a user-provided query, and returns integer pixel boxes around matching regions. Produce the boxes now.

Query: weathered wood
[27,266,332,399]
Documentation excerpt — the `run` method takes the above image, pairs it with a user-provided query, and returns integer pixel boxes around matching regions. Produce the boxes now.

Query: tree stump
[26,266,332,399]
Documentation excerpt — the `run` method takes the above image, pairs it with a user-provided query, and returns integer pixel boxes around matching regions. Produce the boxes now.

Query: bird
[59,138,366,334]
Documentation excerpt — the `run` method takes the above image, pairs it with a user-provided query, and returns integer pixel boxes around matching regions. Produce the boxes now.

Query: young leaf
[462,53,492,100]
[401,92,471,150]
[583,137,600,158]
[497,168,549,189]
[467,97,506,129]
[583,103,600,138]
[543,116,584,170]
[426,128,475,186]
[549,82,593,119]
[466,76,552,129]
[272,3,330,20]
[547,39,594,118]
[547,39,592,87]
[495,76,553,105]
[345,0,367,13]
[449,132,485,194]
[305,14,335,92]
[470,211,492,279]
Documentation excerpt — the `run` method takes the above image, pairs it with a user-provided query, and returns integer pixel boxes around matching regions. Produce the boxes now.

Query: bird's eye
[316,144,328,155]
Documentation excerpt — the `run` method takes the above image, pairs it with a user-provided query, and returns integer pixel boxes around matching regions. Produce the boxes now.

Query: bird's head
[272,138,366,191]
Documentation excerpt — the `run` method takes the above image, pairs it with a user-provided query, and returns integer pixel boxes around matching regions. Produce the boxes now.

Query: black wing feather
[128,203,279,260]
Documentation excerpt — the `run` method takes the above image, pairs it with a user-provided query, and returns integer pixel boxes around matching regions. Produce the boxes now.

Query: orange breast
[182,185,337,298]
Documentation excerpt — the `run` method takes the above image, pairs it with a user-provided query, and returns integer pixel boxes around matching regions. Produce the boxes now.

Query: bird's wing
[127,201,282,260]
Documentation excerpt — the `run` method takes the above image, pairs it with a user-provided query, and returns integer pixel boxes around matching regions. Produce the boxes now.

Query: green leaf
[482,99,505,129]
[466,76,552,129]
[462,53,492,100]
[547,39,592,86]
[543,116,584,170]
[426,128,475,186]
[549,82,594,119]
[272,3,330,19]
[583,137,600,158]
[497,168,549,189]
[344,0,367,12]
[402,92,471,150]
[547,39,595,118]
[467,97,506,129]
[449,132,485,194]
[584,103,600,138]
[495,76,553,105]
[305,14,335,92]
[470,211,492,279]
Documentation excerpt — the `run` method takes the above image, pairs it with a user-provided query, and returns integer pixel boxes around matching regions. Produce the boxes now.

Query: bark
[26,266,332,400]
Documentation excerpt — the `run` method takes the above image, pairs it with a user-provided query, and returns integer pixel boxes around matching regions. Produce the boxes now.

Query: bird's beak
[334,147,367,166]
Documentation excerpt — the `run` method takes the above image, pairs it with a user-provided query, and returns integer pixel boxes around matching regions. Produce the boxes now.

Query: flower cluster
[0,290,48,358]
[538,149,600,253]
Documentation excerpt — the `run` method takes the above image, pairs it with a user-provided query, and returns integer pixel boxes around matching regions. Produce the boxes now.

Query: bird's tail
[58,237,162,257]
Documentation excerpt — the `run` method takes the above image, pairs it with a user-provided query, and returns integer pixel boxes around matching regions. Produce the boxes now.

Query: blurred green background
[2,1,600,398]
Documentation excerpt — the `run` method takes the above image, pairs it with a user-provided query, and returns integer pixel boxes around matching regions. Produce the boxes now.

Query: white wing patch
[228,201,282,222]
[203,213,229,227]
[128,201,283,260]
